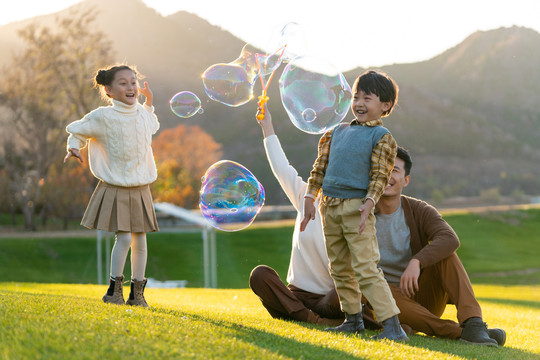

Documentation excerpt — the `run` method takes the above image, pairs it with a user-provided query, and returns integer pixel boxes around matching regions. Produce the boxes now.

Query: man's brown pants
[249,252,481,337]
[249,265,345,323]
[386,253,482,339]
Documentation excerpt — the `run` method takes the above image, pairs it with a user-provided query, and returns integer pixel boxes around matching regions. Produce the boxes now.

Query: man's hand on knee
[400,259,421,298]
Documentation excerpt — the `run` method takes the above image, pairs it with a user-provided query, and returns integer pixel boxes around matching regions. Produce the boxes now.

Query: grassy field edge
[1,282,539,359]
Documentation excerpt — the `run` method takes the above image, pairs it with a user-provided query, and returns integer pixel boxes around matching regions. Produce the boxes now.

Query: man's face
[383,157,410,197]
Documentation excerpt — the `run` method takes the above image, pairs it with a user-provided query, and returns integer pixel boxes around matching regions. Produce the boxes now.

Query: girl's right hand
[64,148,83,163]
[139,81,153,107]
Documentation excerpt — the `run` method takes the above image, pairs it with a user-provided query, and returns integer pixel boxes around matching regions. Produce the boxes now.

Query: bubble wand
[256,45,286,120]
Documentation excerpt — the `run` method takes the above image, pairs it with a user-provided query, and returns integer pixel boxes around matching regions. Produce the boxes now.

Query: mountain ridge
[1,0,539,205]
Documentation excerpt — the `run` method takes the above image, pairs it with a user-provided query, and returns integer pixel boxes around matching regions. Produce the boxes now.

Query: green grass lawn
[1,282,538,359]
[1,208,539,358]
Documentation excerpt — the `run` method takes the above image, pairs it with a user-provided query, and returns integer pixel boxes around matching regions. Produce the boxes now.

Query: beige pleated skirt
[81,181,159,233]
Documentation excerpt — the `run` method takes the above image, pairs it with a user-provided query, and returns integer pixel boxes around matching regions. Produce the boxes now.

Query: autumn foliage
[151,124,222,209]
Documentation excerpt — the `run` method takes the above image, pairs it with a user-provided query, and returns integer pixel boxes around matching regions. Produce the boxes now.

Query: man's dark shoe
[371,315,409,342]
[460,317,498,347]
[324,312,365,334]
[488,328,506,347]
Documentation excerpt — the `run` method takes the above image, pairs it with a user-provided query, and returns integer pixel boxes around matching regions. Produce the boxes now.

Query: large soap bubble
[202,45,260,107]
[266,22,307,62]
[256,47,285,79]
[170,91,203,118]
[199,160,265,232]
[279,56,352,134]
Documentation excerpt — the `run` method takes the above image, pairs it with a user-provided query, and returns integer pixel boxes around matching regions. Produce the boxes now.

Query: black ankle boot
[372,315,409,342]
[126,278,149,308]
[324,312,365,334]
[102,275,125,305]
[487,328,506,347]
[460,317,498,347]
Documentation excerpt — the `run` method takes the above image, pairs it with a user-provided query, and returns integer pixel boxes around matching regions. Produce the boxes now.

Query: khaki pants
[387,253,482,339]
[321,198,399,321]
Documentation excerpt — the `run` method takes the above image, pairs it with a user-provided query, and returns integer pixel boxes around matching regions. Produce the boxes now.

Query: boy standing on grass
[301,70,407,341]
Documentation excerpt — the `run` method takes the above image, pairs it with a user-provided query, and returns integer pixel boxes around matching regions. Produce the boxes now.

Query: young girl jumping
[64,64,160,307]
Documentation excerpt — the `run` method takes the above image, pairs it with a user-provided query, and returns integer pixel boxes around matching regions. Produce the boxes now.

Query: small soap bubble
[301,108,317,122]
[279,56,352,134]
[199,160,265,232]
[170,91,202,118]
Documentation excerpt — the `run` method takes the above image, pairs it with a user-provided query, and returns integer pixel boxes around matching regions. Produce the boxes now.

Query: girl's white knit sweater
[66,99,160,187]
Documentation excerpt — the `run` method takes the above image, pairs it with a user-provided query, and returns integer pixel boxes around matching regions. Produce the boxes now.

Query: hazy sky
[1,0,539,71]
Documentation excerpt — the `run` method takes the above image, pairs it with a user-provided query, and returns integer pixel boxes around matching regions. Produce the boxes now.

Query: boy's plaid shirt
[305,118,397,206]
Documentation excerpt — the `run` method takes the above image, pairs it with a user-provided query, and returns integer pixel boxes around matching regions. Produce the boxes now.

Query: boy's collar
[351,118,383,127]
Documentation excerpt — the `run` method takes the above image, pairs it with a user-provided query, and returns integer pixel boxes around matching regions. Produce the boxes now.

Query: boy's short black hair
[396,146,412,176]
[352,70,399,117]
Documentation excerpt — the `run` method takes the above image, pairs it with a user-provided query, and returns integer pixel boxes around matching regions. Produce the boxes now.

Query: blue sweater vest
[322,123,389,199]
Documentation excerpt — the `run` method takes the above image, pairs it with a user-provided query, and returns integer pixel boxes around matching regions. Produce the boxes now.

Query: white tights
[109,231,147,281]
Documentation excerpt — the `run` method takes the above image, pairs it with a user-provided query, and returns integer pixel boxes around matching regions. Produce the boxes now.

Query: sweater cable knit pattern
[66,99,159,187]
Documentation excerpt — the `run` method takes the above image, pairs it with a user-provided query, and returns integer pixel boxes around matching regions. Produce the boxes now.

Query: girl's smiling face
[105,69,138,105]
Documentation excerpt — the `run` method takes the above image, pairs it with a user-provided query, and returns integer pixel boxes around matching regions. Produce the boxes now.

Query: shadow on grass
[4,288,537,360]
[157,309,365,359]
[151,307,539,360]
[293,319,538,360]
[476,297,540,310]
[405,333,536,360]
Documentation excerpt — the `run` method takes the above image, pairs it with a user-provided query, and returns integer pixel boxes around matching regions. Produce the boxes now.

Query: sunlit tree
[152,125,222,208]
[0,9,114,230]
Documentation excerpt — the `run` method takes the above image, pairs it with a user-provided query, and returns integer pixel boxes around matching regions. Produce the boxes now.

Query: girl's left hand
[64,148,83,164]
[139,81,153,106]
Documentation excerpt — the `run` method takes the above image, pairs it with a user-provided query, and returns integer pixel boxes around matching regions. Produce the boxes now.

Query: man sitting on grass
[368,146,506,347]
